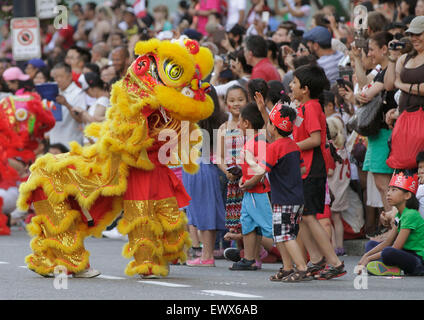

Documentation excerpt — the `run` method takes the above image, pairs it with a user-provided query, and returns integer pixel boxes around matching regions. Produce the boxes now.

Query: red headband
[269,103,293,133]
[389,172,419,194]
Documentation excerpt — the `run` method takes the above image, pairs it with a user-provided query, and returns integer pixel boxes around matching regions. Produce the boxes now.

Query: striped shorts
[272,204,304,243]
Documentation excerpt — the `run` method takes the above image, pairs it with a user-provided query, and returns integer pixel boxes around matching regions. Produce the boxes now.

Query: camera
[354,29,368,49]
[389,41,406,50]
[338,55,353,84]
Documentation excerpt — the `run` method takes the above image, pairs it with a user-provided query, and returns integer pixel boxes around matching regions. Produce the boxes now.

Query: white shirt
[417,184,424,219]
[215,76,249,97]
[226,0,246,31]
[83,96,111,145]
[49,82,87,149]
[286,0,310,30]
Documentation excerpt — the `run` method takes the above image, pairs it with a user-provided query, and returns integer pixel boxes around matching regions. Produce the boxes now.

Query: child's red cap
[389,172,419,194]
[269,102,293,133]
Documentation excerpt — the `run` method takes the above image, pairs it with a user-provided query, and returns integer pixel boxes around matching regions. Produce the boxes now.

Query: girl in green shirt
[357,171,424,276]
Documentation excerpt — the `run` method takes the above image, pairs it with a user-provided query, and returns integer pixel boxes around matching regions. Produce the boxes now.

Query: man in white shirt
[50,63,86,149]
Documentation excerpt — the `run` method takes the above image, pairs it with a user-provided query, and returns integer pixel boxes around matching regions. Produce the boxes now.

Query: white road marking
[201,290,262,298]
[98,275,125,280]
[18,266,28,269]
[0,261,10,264]
[137,280,191,288]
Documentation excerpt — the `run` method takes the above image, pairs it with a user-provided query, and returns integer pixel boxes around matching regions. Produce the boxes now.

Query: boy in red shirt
[229,102,273,271]
[290,64,346,280]
[263,102,312,282]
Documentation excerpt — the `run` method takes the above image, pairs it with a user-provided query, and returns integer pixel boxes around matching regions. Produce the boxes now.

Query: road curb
[344,239,368,256]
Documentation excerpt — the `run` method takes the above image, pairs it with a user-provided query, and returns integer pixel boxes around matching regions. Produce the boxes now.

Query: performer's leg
[26,198,90,276]
[119,198,190,277]
[119,200,166,277]
[156,198,191,265]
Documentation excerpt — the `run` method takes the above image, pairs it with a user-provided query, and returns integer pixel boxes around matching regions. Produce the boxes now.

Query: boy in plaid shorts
[256,99,313,282]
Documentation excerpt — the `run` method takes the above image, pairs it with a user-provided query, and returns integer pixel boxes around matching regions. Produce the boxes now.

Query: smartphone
[261,11,270,24]
[336,78,345,88]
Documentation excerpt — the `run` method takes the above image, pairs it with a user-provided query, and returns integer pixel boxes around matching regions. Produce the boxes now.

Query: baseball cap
[303,26,332,47]
[27,58,46,69]
[2,67,30,81]
[405,16,424,35]
[183,28,203,42]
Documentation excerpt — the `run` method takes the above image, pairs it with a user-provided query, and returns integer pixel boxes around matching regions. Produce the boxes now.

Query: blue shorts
[240,192,273,238]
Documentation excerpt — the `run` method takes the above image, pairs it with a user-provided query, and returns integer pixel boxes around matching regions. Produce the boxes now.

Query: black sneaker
[223,248,241,262]
[229,258,257,271]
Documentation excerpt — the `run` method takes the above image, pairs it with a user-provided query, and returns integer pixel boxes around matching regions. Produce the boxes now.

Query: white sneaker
[72,268,101,278]
[140,274,160,279]
[102,227,127,241]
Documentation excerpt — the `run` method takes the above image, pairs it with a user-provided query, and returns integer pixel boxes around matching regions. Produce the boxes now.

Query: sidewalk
[344,238,368,256]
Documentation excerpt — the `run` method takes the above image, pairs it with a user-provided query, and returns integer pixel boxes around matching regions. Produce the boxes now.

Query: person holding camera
[355,31,397,216]
[384,16,424,171]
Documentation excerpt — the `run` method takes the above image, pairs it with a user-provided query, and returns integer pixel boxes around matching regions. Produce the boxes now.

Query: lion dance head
[83,37,215,174]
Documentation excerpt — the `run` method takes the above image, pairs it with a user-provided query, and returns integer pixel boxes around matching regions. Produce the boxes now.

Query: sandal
[315,262,347,280]
[282,270,314,282]
[269,268,294,282]
[306,256,326,276]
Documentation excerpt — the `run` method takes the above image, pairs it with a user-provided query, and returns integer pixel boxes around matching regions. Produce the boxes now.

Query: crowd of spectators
[1,0,424,276]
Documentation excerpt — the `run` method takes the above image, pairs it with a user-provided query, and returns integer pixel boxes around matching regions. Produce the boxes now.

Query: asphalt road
[1,229,424,301]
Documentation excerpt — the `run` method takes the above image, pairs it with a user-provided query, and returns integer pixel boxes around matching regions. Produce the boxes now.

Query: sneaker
[366,261,401,276]
[315,262,347,280]
[29,268,54,278]
[140,273,161,279]
[102,227,127,241]
[72,268,101,278]
[229,258,258,271]
[186,257,215,267]
[223,248,241,262]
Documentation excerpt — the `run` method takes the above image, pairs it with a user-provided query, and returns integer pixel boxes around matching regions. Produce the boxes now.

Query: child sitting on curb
[357,170,424,276]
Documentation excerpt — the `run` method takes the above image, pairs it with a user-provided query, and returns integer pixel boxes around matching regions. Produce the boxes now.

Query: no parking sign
[11,17,41,61]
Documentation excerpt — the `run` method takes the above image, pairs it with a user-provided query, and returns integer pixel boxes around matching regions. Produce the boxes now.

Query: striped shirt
[317,50,344,85]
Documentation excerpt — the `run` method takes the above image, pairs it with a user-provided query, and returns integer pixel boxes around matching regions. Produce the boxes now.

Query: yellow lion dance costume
[17,37,214,278]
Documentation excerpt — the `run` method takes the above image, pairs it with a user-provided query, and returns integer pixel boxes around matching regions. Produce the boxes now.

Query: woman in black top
[384,16,424,170]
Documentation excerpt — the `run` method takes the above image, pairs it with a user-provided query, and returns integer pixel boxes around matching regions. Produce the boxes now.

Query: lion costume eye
[163,59,183,81]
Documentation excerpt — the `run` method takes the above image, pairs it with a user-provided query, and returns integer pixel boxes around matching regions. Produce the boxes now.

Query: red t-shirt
[240,133,271,194]
[251,58,281,82]
[261,137,305,205]
[292,99,327,179]
[58,25,75,50]
[72,71,82,88]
